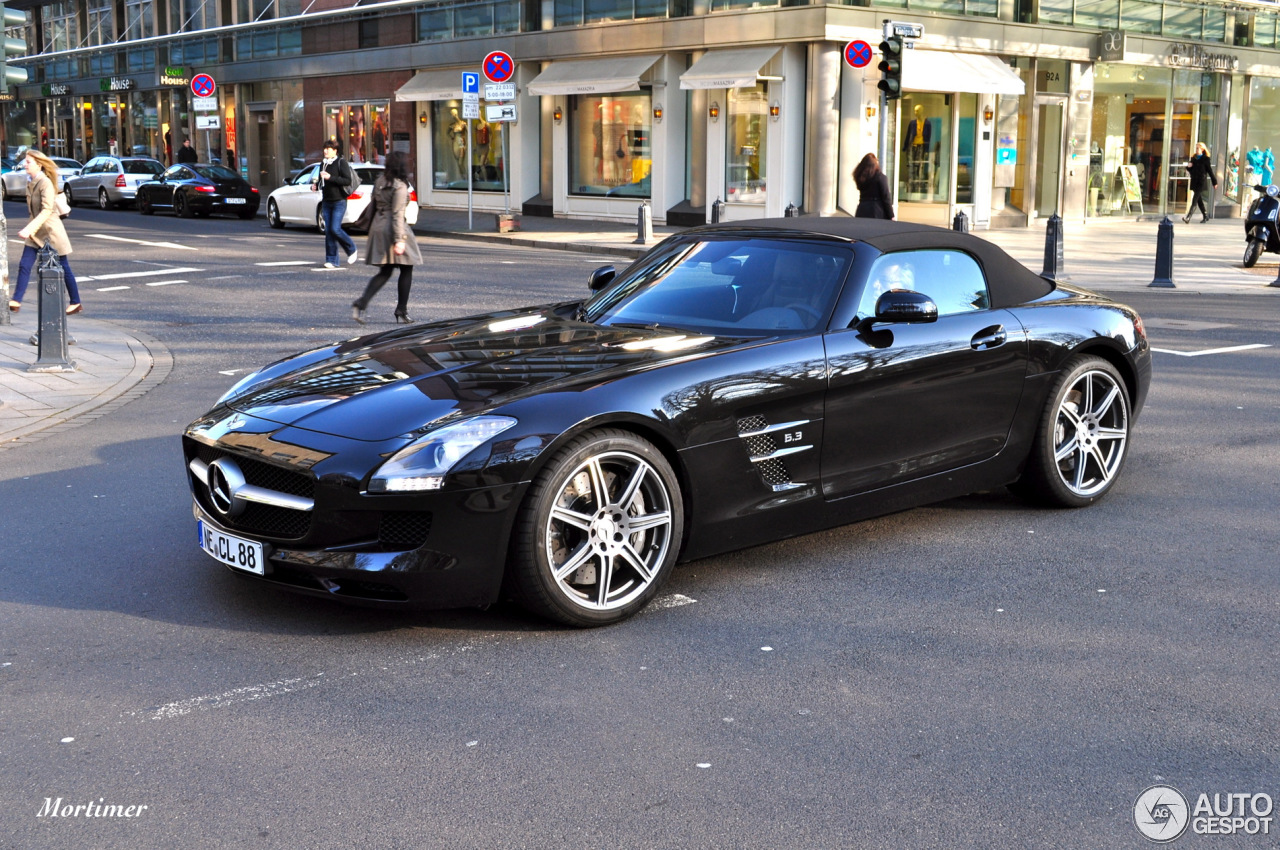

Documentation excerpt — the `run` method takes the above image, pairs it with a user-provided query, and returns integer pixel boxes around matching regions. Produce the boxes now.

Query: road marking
[255,261,311,267]
[218,369,245,376]
[96,285,130,292]
[80,267,203,282]
[84,233,198,251]
[127,674,325,720]
[144,280,187,287]
[1151,344,1271,357]
[205,275,243,281]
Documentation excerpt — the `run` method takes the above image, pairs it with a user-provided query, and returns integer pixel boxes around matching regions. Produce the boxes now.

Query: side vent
[736,416,812,492]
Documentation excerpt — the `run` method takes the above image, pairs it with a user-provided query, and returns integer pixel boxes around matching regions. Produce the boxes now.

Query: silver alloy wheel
[98,188,111,209]
[543,449,675,613]
[1051,368,1129,498]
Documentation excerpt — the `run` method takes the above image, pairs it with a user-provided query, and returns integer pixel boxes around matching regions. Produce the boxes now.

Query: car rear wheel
[267,199,284,228]
[1014,355,1131,508]
[1244,238,1263,268]
[175,192,193,218]
[510,430,684,627]
[97,188,113,210]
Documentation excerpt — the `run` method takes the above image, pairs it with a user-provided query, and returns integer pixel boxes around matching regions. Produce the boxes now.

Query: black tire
[175,192,194,218]
[509,429,684,627]
[1244,238,1263,268]
[97,188,113,210]
[138,193,154,215]
[267,199,284,228]
[315,205,326,234]
[64,185,76,207]
[1013,355,1131,508]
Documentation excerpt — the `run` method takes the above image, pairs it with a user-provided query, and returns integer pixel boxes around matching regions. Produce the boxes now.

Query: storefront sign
[160,66,191,86]
[1167,43,1238,72]
[43,84,70,96]
[102,77,136,92]
[1097,31,1126,63]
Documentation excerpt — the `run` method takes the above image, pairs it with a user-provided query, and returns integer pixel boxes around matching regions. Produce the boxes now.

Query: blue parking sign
[462,72,479,94]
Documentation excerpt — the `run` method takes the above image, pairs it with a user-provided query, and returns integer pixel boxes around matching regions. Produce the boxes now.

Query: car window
[585,238,852,335]
[53,159,81,169]
[163,165,187,180]
[293,165,317,185]
[194,164,239,181]
[124,160,163,175]
[860,250,990,318]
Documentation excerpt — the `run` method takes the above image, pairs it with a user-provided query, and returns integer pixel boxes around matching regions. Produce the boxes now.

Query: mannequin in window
[902,104,931,197]
[448,108,466,177]
[1264,147,1276,187]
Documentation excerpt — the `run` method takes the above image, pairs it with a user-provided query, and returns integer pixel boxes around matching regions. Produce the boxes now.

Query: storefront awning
[901,51,1025,96]
[394,70,468,102]
[526,55,663,96]
[680,47,780,90]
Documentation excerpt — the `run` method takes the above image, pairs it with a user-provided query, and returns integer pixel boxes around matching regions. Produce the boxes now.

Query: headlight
[369,416,517,492]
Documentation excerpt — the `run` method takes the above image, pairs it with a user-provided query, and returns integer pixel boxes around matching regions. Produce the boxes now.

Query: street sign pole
[467,118,473,230]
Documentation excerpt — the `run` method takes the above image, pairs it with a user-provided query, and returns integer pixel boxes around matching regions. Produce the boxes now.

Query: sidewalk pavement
[2,209,1275,447]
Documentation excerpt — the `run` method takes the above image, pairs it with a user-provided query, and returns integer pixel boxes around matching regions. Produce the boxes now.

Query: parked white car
[63,155,165,209]
[1,155,82,201]
[266,162,413,233]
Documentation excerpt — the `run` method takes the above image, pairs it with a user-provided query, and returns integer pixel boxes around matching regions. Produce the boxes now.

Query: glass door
[1034,98,1065,216]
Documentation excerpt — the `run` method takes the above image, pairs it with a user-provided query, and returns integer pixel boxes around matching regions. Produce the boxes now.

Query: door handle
[971,325,1007,350]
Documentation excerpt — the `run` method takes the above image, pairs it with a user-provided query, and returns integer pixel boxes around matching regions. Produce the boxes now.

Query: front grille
[194,444,315,539]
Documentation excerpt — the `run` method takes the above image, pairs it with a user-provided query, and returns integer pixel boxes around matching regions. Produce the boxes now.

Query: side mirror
[874,289,938,324]
[588,265,616,292]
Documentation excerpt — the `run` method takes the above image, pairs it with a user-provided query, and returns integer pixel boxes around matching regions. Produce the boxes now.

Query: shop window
[725,84,767,205]
[568,93,652,198]
[325,100,392,167]
[429,101,508,191]
[897,93,951,205]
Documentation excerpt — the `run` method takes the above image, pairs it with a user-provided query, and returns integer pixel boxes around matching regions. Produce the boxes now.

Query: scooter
[1243,183,1280,268]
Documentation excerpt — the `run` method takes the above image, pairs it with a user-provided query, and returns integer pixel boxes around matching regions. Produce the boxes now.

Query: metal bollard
[784,203,800,218]
[711,198,725,224]
[1040,213,1069,282]
[29,245,76,373]
[1149,216,1176,288]
[634,201,653,245]
[952,210,970,233]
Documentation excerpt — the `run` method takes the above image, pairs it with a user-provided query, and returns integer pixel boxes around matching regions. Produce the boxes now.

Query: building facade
[6,0,1280,227]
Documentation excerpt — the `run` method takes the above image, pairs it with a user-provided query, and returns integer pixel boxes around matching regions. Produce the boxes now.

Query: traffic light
[878,36,903,100]
[1,4,28,95]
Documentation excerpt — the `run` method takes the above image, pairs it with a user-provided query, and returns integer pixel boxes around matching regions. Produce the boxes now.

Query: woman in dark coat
[1182,142,1218,223]
[853,152,894,220]
[352,150,422,324]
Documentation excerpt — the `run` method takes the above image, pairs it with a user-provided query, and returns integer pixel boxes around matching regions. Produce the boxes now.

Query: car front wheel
[1014,355,1131,508]
[315,205,326,234]
[138,193,154,215]
[510,429,684,627]
[267,199,284,228]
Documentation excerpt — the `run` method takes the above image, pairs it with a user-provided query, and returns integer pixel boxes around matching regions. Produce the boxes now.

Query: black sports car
[137,163,260,219]
[183,218,1151,626]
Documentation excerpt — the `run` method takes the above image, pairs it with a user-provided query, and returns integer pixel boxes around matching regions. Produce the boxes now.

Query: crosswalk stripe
[144,280,187,287]
[79,267,203,282]
[255,261,312,266]
[85,234,198,251]
[97,286,130,292]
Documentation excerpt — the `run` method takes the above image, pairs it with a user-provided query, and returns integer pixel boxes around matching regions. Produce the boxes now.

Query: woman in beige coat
[351,150,422,324]
[8,149,82,314]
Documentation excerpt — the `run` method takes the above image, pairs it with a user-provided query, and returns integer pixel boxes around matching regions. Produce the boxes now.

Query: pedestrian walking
[351,151,421,324]
[1183,142,1218,223]
[314,138,359,269]
[7,149,82,315]
[177,138,198,164]
[853,153,894,219]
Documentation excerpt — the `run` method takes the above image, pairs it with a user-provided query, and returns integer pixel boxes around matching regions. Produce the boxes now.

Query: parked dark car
[137,163,259,219]
[183,218,1151,626]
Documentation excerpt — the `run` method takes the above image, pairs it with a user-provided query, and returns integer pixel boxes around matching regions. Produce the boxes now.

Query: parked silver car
[63,155,165,209]
[1,155,82,201]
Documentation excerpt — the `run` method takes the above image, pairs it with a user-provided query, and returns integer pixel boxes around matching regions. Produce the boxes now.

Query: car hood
[225,310,744,440]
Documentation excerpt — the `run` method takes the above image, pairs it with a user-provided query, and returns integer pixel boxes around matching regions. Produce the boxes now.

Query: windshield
[583,237,852,335]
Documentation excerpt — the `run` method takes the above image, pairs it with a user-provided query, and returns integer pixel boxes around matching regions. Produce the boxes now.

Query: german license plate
[225,197,246,204]
[198,520,265,575]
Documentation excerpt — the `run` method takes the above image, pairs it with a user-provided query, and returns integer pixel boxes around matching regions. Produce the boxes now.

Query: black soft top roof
[682,217,1055,309]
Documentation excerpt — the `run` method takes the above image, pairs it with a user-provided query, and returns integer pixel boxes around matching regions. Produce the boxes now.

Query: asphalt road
[1,203,1277,849]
